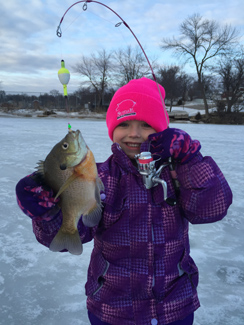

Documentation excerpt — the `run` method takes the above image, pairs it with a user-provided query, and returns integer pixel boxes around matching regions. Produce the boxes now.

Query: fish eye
[62,142,69,150]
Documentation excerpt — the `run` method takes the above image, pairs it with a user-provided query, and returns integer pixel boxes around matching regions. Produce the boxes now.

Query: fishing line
[56,0,169,127]
[61,6,86,34]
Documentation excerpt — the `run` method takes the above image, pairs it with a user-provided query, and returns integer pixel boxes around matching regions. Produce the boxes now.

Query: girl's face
[113,120,156,159]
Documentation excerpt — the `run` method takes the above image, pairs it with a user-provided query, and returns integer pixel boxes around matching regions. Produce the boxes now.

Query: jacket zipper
[151,224,155,288]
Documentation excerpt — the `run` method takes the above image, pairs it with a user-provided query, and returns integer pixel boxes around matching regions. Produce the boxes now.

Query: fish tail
[49,228,83,255]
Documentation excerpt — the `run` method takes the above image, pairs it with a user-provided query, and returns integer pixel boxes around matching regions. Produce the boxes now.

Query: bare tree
[177,72,194,102]
[157,65,193,111]
[73,49,113,108]
[0,81,4,103]
[114,45,155,86]
[158,66,181,111]
[50,89,60,97]
[188,75,216,101]
[161,13,239,117]
[49,89,60,109]
[215,51,244,113]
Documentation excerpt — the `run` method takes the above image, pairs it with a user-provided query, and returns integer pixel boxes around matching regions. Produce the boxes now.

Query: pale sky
[1,0,243,94]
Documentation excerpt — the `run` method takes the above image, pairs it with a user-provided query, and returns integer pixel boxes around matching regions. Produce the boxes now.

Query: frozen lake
[0,116,243,325]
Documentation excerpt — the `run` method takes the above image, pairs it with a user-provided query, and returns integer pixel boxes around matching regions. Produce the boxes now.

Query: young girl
[16,77,232,325]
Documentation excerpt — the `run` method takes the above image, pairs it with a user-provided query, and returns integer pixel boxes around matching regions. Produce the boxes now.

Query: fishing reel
[135,152,177,206]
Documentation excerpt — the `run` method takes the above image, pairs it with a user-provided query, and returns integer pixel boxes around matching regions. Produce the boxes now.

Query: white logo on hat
[116,99,137,120]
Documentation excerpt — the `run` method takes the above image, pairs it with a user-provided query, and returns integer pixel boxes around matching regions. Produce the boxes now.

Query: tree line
[1,13,243,119]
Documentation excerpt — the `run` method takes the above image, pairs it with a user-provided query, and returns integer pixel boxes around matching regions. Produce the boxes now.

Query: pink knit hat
[106,77,169,140]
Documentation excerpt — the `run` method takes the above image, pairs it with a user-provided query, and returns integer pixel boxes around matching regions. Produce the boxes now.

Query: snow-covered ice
[0,116,243,325]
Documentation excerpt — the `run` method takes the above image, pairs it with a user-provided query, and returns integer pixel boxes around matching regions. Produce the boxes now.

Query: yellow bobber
[58,60,70,97]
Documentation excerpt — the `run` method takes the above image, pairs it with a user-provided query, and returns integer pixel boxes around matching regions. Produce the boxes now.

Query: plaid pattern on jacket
[16,143,232,325]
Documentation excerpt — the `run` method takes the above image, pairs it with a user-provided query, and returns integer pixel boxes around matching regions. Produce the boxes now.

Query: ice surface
[0,116,243,325]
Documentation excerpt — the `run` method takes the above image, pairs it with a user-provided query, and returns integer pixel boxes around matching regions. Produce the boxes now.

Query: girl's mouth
[125,142,141,149]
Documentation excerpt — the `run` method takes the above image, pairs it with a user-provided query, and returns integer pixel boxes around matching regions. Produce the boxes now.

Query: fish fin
[82,177,104,227]
[96,176,104,192]
[49,228,83,255]
[35,160,45,176]
[95,180,102,204]
[82,202,102,227]
[54,173,78,200]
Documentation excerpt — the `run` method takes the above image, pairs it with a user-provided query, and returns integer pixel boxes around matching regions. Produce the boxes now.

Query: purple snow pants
[88,311,194,325]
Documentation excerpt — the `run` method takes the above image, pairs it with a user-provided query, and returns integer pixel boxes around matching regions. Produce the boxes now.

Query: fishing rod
[56,0,168,125]
[57,1,155,78]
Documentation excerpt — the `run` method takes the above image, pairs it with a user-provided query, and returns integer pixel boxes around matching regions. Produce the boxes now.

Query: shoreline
[0,109,107,120]
[1,108,243,125]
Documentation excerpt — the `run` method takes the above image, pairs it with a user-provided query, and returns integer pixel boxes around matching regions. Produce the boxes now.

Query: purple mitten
[16,173,60,221]
[147,128,201,164]
[24,185,58,208]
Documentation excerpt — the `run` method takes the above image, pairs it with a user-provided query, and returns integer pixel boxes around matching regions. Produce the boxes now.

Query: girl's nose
[128,125,140,137]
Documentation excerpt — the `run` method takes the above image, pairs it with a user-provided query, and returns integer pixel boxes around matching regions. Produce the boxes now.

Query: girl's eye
[62,142,69,150]
[142,123,151,128]
[118,122,129,127]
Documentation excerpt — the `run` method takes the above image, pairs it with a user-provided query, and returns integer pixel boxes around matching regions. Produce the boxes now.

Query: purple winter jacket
[16,142,232,325]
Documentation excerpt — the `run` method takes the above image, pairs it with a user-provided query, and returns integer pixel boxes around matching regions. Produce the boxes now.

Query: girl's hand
[147,128,201,164]
[16,173,60,221]
[24,185,59,208]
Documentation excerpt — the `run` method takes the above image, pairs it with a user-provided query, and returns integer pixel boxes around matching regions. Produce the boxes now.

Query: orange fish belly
[74,148,97,182]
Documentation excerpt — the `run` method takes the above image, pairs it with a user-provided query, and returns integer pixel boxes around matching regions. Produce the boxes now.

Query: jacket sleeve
[16,173,95,249]
[175,152,233,224]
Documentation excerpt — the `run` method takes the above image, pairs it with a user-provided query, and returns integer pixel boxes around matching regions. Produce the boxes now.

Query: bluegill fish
[37,129,104,255]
